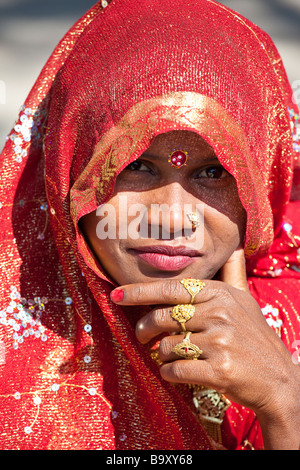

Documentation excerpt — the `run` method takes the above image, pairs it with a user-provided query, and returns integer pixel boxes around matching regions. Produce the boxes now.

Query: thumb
[219,246,249,292]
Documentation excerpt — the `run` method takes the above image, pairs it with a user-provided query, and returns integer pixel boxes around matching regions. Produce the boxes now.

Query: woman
[0,0,299,450]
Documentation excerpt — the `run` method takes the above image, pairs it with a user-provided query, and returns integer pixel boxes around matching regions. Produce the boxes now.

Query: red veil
[0,0,299,450]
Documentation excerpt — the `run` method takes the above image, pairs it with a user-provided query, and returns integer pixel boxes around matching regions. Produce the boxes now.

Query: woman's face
[79,130,246,285]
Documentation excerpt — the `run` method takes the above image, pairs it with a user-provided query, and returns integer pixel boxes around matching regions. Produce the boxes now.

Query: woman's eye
[197,166,228,179]
[125,160,151,172]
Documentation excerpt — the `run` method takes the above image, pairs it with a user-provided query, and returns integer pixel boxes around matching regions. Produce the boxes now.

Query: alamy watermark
[95,196,205,245]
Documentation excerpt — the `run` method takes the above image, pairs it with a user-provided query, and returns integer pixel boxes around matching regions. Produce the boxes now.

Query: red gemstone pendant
[168,150,188,169]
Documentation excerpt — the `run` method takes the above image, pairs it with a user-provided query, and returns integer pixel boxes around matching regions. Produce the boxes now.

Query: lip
[130,245,202,271]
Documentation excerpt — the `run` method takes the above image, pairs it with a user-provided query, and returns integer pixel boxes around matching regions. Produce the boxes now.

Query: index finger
[110,278,216,306]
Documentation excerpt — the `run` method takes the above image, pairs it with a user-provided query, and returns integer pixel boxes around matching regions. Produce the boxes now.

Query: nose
[140,183,202,239]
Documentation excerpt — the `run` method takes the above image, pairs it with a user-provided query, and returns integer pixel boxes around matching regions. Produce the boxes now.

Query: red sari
[0,0,299,450]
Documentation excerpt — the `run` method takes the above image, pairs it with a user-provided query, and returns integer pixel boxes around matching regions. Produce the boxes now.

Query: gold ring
[172,331,202,360]
[180,278,205,304]
[171,304,195,331]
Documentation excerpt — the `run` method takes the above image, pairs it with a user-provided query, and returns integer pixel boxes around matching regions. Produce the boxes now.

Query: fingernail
[110,288,124,303]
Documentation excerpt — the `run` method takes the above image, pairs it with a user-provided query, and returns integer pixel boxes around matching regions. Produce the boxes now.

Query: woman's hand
[110,249,300,449]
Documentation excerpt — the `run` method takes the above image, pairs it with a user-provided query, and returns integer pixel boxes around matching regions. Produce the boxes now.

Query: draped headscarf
[0,0,299,450]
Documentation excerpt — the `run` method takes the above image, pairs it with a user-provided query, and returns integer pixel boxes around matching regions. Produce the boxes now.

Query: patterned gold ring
[171,304,195,331]
[172,331,202,360]
[180,278,206,304]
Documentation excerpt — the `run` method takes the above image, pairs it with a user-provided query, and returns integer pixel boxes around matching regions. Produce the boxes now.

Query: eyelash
[126,160,152,172]
[125,160,228,179]
[196,166,228,180]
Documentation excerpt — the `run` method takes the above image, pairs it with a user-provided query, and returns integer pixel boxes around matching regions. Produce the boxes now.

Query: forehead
[143,130,217,160]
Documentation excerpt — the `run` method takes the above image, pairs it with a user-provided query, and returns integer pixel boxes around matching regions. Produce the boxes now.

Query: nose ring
[187,212,200,229]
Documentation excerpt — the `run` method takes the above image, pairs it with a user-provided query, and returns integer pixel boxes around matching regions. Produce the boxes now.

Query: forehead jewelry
[180,278,206,304]
[168,149,188,169]
[172,331,202,360]
[187,212,201,229]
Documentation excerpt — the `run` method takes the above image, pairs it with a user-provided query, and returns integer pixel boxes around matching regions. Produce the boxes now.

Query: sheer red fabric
[0,0,299,450]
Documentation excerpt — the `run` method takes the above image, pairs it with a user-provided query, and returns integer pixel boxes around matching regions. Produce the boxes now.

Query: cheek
[79,195,144,283]
[79,210,116,262]
[79,212,128,283]
[202,187,246,248]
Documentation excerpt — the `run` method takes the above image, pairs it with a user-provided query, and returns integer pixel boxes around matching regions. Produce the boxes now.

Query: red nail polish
[110,288,124,302]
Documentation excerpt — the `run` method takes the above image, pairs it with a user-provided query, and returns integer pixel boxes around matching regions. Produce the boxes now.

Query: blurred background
[0,0,299,149]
